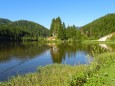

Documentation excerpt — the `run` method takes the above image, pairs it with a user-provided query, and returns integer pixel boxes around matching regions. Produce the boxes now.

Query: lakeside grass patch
[0,64,87,86]
[84,52,115,86]
[0,52,115,86]
[70,52,115,86]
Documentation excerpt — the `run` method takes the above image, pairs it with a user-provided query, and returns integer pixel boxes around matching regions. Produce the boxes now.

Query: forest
[50,17,86,41]
[80,14,115,39]
[0,18,49,41]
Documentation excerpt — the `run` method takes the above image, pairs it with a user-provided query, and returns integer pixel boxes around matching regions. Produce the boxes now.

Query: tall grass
[0,64,87,86]
[84,52,115,86]
[68,46,115,86]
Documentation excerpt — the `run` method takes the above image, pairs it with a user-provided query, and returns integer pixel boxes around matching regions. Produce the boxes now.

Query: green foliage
[0,18,49,41]
[70,52,115,86]
[81,13,115,39]
[50,14,115,41]
[71,72,86,86]
[66,25,77,39]
[0,64,87,86]
[0,18,12,24]
[66,25,85,41]
[107,32,115,41]
[58,23,66,40]
[50,17,86,41]
[50,17,62,37]
[13,20,49,37]
[50,18,55,36]
[0,25,29,41]
[84,52,115,86]
[50,17,66,40]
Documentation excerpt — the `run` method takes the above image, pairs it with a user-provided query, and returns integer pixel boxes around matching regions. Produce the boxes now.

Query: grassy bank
[0,65,87,86]
[0,52,115,86]
[82,40,115,44]
[84,52,115,86]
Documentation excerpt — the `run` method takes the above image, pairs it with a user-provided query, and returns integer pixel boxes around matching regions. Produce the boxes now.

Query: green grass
[0,64,87,86]
[82,40,115,44]
[0,52,115,86]
[84,62,115,86]
[84,52,115,86]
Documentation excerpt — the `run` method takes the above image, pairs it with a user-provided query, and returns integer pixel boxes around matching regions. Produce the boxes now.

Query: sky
[0,0,115,29]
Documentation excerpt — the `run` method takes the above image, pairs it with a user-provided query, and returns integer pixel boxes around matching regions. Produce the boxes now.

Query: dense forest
[80,14,115,39]
[50,17,85,41]
[0,18,49,41]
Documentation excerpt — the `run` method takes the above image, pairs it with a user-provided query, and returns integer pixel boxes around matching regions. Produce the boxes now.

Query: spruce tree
[50,17,67,40]
[50,18,55,36]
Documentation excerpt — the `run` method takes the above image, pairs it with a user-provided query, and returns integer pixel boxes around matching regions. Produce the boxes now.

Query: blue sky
[0,0,115,29]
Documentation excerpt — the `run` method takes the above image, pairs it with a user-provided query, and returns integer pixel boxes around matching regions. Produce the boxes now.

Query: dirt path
[98,34,113,41]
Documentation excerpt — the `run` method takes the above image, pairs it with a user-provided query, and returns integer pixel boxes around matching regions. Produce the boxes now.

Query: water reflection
[0,42,111,81]
[99,44,112,51]
[0,42,49,62]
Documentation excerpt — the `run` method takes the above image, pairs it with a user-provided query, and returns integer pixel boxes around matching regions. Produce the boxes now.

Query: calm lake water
[0,42,112,81]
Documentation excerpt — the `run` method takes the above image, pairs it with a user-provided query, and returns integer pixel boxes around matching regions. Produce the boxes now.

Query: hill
[0,18,12,24]
[80,14,115,39]
[0,19,49,41]
[11,20,49,37]
[109,32,115,41]
[98,32,115,41]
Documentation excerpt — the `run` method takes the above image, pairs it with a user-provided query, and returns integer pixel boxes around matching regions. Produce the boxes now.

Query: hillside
[0,18,12,24]
[0,19,49,41]
[80,14,115,39]
[11,20,49,37]
[106,32,115,41]
[98,32,115,41]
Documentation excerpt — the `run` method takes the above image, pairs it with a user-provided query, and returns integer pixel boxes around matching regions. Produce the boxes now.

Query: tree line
[50,17,86,41]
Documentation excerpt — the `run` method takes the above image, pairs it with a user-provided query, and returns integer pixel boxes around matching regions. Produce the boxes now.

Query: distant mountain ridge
[80,13,115,39]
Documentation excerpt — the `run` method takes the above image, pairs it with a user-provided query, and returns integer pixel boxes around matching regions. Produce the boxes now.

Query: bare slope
[98,32,115,41]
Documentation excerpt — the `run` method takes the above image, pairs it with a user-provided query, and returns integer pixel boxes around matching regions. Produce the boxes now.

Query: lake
[0,42,112,81]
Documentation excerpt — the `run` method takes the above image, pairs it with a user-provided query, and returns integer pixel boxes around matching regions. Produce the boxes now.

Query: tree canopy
[50,17,66,40]
[50,17,82,40]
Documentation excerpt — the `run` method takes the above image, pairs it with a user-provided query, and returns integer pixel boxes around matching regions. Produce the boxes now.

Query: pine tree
[58,22,66,40]
[50,17,64,39]
[50,18,55,36]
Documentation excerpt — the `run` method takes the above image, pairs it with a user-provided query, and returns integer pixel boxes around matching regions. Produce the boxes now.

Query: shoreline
[0,52,114,86]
